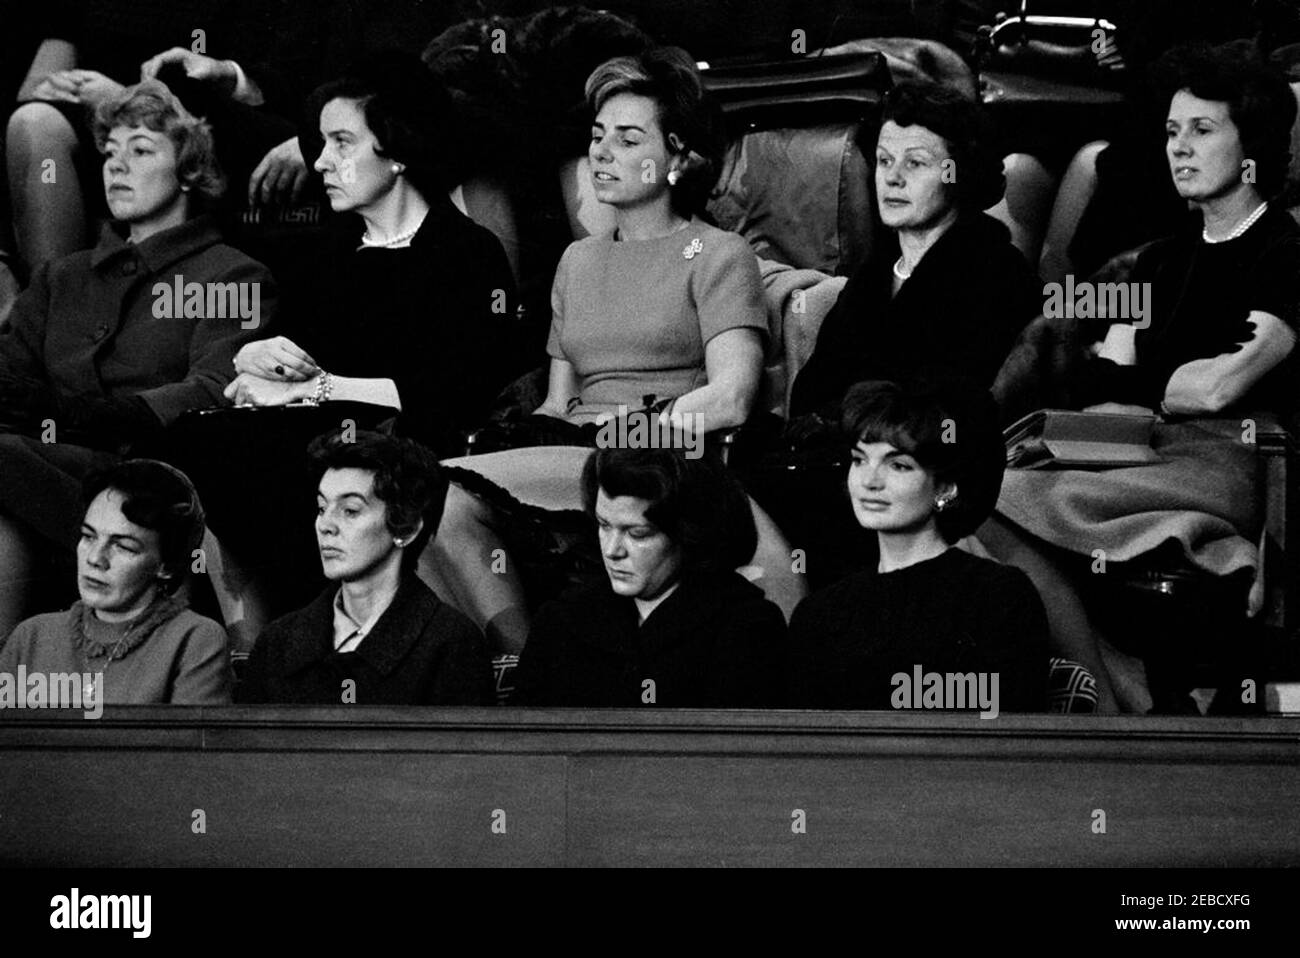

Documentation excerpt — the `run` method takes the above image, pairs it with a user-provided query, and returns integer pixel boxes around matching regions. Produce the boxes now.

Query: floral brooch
[682,237,703,260]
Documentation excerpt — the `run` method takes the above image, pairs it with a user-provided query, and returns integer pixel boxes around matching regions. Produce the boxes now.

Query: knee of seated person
[6,102,77,146]
[434,483,489,540]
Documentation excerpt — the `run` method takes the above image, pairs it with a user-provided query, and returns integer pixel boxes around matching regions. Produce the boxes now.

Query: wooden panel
[2,708,1298,866]
[566,755,1300,867]
[0,751,565,867]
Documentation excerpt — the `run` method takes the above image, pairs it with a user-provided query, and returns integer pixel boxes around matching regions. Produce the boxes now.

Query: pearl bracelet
[310,371,333,405]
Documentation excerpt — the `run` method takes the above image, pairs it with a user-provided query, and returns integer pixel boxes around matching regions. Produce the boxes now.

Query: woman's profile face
[1165,89,1250,203]
[315,97,401,214]
[875,120,957,232]
[595,489,683,601]
[77,489,169,622]
[846,440,945,535]
[589,92,676,213]
[315,467,403,583]
[101,125,186,226]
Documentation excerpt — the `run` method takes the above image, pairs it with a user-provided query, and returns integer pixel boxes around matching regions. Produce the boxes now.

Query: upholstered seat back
[707,123,876,277]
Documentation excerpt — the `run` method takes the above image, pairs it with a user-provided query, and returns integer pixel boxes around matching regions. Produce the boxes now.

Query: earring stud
[666,169,681,186]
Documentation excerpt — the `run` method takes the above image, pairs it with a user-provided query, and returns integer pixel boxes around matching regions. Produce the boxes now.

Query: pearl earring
[391,163,403,175]
[666,169,681,186]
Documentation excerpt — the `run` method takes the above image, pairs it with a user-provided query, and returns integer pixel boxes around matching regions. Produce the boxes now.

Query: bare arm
[223,371,401,410]
[664,327,764,431]
[533,357,581,420]
[1163,310,1297,415]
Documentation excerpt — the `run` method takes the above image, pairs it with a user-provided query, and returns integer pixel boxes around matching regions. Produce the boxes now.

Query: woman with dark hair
[222,53,521,449]
[512,446,786,708]
[752,81,1040,590]
[0,459,232,705]
[983,46,1299,713]
[789,80,1041,417]
[787,381,1048,712]
[236,430,493,706]
[427,46,793,657]
[173,53,523,633]
[0,80,273,638]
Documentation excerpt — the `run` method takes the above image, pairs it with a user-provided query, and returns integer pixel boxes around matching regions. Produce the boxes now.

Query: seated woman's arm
[169,619,234,705]
[532,357,581,420]
[137,263,280,425]
[224,369,402,410]
[1162,310,1297,415]
[668,232,767,430]
[665,327,764,430]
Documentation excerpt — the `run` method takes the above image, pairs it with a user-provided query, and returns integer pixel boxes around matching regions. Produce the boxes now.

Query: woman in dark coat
[788,81,1041,419]
[756,81,1041,591]
[172,54,526,630]
[236,430,493,706]
[513,446,786,708]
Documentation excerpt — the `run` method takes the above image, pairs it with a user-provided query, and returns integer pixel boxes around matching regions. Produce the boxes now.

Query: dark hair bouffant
[585,46,725,217]
[866,80,1005,214]
[82,459,207,593]
[307,429,448,569]
[841,380,1006,544]
[581,446,756,577]
[305,52,461,198]
[1153,43,1297,199]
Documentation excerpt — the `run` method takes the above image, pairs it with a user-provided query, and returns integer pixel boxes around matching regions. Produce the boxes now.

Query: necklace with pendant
[76,610,138,704]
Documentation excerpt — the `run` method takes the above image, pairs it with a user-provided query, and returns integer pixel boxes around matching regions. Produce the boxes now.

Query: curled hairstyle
[307,429,447,570]
[841,380,1005,544]
[867,80,1005,213]
[1153,44,1297,198]
[94,80,225,202]
[582,446,756,577]
[81,459,207,594]
[305,52,461,199]
[585,46,725,216]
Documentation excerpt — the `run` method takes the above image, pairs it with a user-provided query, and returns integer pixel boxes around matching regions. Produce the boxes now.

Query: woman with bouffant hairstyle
[582,46,726,219]
[787,381,1048,712]
[512,446,786,708]
[92,79,226,204]
[237,430,493,706]
[428,45,780,657]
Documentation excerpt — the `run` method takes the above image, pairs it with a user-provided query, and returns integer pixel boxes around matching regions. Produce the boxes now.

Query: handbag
[973,7,1126,88]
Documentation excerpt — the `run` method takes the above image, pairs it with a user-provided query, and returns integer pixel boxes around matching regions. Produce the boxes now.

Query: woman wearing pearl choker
[980,45,1300,713]
[173,55,524,640]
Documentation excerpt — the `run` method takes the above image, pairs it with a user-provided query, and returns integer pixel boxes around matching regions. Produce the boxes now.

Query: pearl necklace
[1202,201,1268,244]
[893,256,913,281]
[360,224,421,249]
